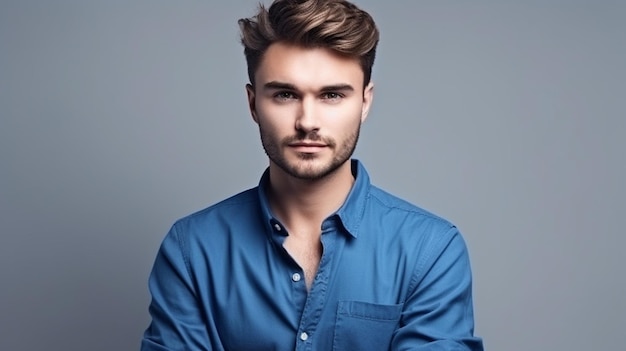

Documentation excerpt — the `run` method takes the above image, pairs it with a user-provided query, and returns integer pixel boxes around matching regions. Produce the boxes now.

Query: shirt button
[292,273,301,282]
[300,332,308,341]
[273,223,281,232]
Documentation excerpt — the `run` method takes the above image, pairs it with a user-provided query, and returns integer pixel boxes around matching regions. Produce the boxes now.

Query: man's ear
[246,83,258,123]
[361,82,374,123]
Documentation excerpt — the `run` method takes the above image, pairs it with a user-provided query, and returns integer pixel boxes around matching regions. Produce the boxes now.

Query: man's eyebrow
[320,84,355,92]
[263,81,298,91]
[262,81,355,92]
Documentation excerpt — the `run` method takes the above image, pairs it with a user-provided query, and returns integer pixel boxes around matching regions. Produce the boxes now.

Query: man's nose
[295,97,320,133]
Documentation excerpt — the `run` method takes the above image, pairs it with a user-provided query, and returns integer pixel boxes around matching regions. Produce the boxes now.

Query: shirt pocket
[332,301,403,351]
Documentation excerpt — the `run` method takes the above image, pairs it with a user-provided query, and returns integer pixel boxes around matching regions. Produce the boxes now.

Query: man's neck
[267,161,354,236]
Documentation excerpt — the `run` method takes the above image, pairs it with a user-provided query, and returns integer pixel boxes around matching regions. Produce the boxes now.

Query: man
[141,0,483,350]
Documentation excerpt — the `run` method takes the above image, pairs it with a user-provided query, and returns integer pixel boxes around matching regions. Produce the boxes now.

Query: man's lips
[289,142,327,147]
[288,141,328,152]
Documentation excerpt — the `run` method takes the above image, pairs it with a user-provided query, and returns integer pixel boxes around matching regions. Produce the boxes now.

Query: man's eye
[274,92,296,101]
[321,92,343,100]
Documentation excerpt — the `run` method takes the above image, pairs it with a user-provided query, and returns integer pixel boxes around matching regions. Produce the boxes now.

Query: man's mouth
[288,141,328,152]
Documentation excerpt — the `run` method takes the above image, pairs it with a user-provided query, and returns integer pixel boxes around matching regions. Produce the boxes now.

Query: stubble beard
[259,125,361,181]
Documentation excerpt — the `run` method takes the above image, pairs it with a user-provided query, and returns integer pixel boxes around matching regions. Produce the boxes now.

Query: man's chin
[288,165,327,180]
[284,160,344,181]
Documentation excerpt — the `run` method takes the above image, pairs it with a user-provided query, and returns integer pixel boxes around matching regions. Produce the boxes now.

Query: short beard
[259,126,360,181]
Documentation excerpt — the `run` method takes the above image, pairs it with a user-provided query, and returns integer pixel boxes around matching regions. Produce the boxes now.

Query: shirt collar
[256,159,370,239]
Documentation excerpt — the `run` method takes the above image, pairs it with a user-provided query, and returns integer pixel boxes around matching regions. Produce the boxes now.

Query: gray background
[1,1,624,350]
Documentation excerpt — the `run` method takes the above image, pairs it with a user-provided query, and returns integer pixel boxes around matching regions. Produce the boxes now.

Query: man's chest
[192,231,416,350]
[282,232,323,289]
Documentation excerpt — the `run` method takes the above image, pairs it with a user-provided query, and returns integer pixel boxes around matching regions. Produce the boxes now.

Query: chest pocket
[332,301,403,351]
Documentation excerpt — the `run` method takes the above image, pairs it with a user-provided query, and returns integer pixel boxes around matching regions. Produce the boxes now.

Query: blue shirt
[141,160,483,350]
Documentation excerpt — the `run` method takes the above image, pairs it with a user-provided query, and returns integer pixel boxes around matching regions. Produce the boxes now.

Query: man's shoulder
[367,185,455,229]
[361,185,464,255]
[174,186,260,227]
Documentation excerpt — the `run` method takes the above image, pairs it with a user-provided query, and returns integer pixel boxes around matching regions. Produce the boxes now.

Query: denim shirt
[141,160,483,351]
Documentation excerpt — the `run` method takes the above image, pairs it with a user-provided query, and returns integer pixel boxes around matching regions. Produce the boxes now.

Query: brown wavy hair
[238,0,380,87]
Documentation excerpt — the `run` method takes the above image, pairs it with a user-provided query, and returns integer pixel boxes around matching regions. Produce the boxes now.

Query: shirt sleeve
[391,227,484,351]
[140,224,214,351]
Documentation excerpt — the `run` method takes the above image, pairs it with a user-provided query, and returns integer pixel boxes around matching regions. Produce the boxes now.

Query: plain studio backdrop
[1,1,624,350]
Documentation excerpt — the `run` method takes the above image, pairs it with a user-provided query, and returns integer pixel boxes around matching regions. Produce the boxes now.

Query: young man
[141,1,483,350]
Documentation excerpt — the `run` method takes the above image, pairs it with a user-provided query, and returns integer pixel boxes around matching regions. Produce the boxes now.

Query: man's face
[247,42,373,180]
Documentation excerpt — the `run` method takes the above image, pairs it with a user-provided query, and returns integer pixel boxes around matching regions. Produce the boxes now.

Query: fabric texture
[141,160,484,350]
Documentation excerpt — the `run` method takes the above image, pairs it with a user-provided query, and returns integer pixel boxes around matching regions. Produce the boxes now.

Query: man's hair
[238,0,380,87]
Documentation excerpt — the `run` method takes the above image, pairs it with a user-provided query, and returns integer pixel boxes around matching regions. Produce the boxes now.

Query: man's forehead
[254,43,364,89]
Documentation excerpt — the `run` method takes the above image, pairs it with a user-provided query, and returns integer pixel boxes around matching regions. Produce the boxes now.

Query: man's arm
[391,228,484,351]
[141,225,214,351]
